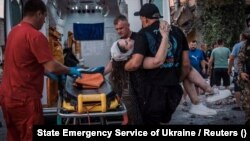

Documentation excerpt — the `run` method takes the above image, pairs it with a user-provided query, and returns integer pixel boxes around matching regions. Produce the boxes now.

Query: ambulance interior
[1,0,166,124]
[1,0,128,124]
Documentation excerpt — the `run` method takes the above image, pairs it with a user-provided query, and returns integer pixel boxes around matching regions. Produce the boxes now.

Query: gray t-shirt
[211,47,231,69]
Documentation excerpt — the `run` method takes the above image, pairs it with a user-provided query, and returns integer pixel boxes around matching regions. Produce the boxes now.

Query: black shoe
[232,106,242,111]
[0,121,2,128]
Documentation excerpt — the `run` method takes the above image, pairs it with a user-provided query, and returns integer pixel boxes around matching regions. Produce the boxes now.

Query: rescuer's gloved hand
[68,67,81,78]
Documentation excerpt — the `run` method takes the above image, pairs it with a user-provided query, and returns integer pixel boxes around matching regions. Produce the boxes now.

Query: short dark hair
[23,0,47,16]
[217,39,224,45]
[113,15,128,25]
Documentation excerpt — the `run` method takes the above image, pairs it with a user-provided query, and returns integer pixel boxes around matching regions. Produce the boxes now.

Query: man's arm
[175,25,191,81]
[208,56,214,73]
[124,54,144,71]
[125,30,147,72]
[180,50,191,81]
[228,55,234,75]
[143,37,169,69]
[201,60,206,74]
[208,50,215,71]
[43,60,69,74]
[43,60,81,77]
[143,20,170,69]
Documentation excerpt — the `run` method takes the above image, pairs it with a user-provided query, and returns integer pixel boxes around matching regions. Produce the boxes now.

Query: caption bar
[33,126,249,140]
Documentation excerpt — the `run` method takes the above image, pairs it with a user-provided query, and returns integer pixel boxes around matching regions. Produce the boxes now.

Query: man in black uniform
[125,3,190,124]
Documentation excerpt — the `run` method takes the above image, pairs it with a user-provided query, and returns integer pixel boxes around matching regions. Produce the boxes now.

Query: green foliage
[200,0,245,48]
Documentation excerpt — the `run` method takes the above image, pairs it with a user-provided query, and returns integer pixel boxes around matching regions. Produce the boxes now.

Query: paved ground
[0,92,245,140]
[169,94,245,125]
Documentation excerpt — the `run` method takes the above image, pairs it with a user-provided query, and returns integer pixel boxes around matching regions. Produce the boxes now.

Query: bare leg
[183,77,217,116]
[183,78,199,105]
[187,68,214,94]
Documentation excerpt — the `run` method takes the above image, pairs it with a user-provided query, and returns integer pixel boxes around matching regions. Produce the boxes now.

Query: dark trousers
[214,68,230,86]
[210,68,215,87]
[137,84,183,125]
[1,96,44,141]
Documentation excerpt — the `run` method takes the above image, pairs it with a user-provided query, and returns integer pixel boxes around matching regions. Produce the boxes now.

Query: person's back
[137,23,186,86]
[212,47,230,69]
[209,39,231,89]
[129,4,190,124]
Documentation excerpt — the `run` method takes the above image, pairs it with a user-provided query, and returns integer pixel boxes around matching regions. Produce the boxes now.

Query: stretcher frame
[56,92,128,125]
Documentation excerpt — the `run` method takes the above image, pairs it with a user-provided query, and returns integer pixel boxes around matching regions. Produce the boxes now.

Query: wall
[125,0,141,32]
[49,0,120,68]
[0,0,3,18]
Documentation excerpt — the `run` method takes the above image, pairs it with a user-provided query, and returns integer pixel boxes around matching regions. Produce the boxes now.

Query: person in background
[238,17,250,124]
[189,40,206,78]
[0,1,80,141]
[207,42,218,87]
[209,39,231,90]
[125,3,190,124]
[228,33,247,111]
[200,43,209,78]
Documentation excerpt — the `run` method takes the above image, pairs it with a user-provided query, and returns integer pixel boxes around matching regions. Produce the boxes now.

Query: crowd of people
[0,0,250,140]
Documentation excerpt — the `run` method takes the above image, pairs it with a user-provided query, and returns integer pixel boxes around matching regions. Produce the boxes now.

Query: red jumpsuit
[0,21,53,141]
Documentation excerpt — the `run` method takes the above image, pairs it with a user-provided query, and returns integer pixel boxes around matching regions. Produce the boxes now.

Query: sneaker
[206,89,232,103]
[189,103,217,116]
[205,87,219,96]
[213,87,220,94]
